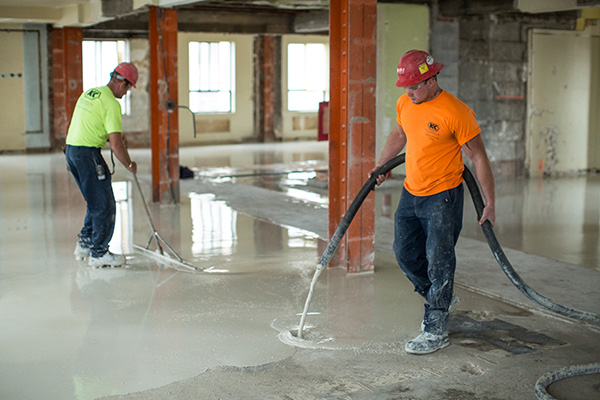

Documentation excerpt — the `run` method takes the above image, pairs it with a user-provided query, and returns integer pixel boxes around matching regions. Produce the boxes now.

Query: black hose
[534,362,600,400]
[316,153,599,397]
[320,153,598,322]
[316,154,405,268]
[461,167,600,399]
[462,167,598,322]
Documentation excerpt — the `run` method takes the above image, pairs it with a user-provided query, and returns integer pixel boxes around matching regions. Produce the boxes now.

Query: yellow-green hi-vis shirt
[66,86,122,148]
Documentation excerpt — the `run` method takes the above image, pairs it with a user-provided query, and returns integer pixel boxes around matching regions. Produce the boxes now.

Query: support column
[149,6,179,204]
[51,27,82,149]
[254,34,281,142]
[329,0,377,273]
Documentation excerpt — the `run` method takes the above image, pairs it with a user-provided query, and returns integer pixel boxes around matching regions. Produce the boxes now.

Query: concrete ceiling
[0,0,596,30]
[0,0,83,5]
[0,0,329,29]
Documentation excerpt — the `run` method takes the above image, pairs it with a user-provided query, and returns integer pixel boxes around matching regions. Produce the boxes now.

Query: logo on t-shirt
[85,89,102,100]
[426,121,440,140]
[428,122,439,132]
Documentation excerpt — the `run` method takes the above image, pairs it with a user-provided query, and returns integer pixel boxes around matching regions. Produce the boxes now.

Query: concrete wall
[432,18,459,97]
[458,14,528,178]
[0,27,26,151]
[455,12,576,178]
[122,38,151,142]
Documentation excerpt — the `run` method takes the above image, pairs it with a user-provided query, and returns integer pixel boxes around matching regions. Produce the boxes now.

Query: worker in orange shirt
[369,50,496,354]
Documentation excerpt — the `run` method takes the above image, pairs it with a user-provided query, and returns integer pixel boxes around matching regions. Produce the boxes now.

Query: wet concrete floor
[0,141,598,400]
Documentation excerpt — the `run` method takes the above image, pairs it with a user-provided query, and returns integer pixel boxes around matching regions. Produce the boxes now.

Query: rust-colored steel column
[51,27,83,149]
[149,6,179,204]
[256,35,280,142]
[328,0,347,270]
[328,0,377,273]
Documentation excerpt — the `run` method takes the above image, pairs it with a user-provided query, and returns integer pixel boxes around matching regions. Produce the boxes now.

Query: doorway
[527,29,600,177]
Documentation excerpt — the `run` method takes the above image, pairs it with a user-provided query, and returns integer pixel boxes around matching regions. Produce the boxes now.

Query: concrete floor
[0,141,598,400]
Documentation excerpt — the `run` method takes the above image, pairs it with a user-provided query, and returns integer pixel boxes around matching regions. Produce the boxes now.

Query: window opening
[189,41,235,113]
[82,40,131,115]
[287,43,329,112]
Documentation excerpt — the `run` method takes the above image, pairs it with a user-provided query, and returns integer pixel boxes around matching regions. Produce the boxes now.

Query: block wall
[452,12,576,178]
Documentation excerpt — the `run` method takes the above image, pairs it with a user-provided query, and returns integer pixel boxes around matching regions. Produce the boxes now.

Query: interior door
[527,29,598,177]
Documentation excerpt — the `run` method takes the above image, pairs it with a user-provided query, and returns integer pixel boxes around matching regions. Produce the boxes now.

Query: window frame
[81,39,132,116]
[188,40,236,114]
[286,42,329,113]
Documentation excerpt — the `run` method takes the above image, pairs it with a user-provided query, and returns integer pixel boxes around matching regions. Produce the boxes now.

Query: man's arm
[462,134,495,225]
[368,123,407,185]
[109,132,137,174]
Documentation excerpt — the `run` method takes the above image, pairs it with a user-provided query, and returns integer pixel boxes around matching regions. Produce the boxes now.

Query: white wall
[375,3,429,174]
[589,33,600,169]
[177,32,254,146]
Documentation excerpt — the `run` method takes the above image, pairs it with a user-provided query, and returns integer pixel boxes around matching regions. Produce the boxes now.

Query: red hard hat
[114,62,138,88]
[395,50,444,87]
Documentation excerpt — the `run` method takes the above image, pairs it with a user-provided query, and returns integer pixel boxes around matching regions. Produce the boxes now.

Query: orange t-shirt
[396,90,480,196]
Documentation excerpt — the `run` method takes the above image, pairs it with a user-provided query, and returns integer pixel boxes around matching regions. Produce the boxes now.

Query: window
[287,43,329,112]
[82,40,131,115]
[189,41,235,113]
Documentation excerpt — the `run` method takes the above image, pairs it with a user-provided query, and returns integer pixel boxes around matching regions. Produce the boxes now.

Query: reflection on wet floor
[109,181,134,255]
[196,166,329,207]
[189,170,600,271]
[178,142,599,270]
[190,193,237,257]
[191,162,600,271]
[372,175,600,271]
[187,193,321,261]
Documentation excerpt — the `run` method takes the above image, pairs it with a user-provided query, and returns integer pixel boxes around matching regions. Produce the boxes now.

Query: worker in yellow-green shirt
[65,62,139,268]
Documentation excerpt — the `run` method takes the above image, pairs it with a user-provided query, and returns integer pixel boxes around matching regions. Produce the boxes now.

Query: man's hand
[127,161,138,175]
[462,134,496,227]
[479,204,495,226]
[368,167,390,186]
[369,124,406,186]
[109,132,137,174]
